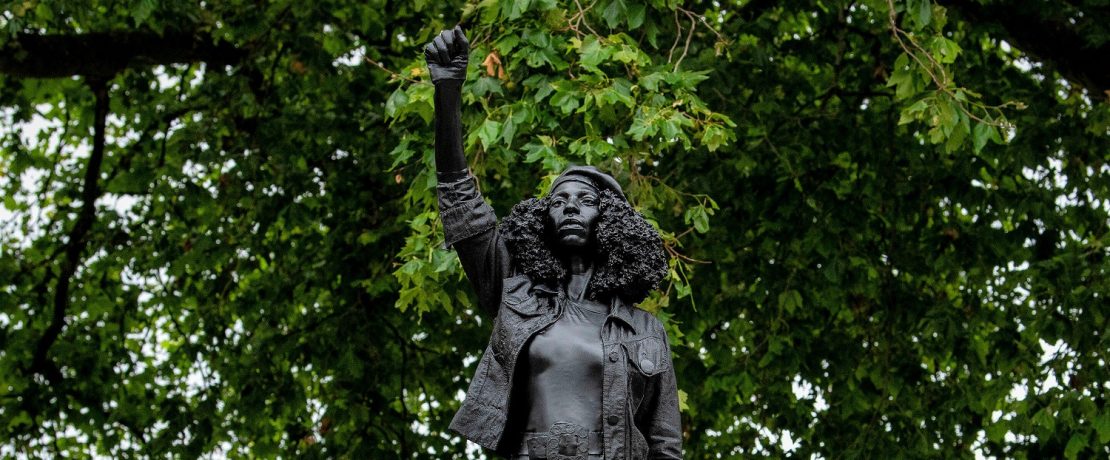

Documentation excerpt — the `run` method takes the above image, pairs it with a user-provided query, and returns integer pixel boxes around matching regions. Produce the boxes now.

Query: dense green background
[1,0,1107,458]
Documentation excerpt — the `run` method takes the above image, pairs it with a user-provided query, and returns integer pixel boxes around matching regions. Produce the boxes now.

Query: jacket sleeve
[436,170,511,318]
[641,320,684,459]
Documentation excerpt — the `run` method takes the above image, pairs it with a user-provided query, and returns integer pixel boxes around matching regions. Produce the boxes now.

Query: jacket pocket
[622,335,671,377]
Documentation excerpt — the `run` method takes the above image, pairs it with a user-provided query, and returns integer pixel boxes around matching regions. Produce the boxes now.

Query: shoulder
[500,273,558,305]
[632,306,661,324]
[619,302,668,337]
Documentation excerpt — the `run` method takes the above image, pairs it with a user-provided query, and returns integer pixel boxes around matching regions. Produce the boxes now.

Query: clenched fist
[423,26,470,83]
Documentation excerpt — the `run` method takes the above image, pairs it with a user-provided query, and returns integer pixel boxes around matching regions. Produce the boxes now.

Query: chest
[527,307,605,372]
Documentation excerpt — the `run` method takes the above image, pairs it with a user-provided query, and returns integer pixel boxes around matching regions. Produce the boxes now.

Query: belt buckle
[549,422,588,460]
[528,422,588,460]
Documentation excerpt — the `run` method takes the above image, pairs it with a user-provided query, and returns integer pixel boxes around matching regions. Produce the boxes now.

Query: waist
[516,428,603,458]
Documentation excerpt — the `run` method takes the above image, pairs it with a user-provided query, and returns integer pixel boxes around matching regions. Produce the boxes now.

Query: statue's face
[547,180,600,249]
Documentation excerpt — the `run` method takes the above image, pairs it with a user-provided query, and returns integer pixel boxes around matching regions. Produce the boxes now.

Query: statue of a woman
[425,26,682,459]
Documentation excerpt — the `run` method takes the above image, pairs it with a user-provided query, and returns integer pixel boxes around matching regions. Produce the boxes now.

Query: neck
[565,256,592,301]
[566,253,591,274]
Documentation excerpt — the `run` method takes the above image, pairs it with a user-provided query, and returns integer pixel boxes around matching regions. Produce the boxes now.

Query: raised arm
[425,27,510,317]
[424,26,468,176]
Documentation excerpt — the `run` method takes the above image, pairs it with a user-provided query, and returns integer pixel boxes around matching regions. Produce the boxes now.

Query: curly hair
[498,189,668,306]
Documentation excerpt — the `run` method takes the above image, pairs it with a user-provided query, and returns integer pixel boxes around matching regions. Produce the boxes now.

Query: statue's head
[499,166,668,305]
[545,166,623,251]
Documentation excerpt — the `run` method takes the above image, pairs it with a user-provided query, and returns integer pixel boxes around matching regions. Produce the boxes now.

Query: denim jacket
[437,173,683,459]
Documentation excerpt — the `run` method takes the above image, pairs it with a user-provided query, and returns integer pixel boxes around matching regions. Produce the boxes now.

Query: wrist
[436,168,470,182]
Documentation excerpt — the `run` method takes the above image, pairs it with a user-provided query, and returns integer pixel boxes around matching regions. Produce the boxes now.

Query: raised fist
[424,26,469,83]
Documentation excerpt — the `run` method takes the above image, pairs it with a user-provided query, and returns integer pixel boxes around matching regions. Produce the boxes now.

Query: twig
[677,6,727,42]
[669,7,731,70]
[667,9,683,64]
[567,0,601,38]
[665,243,711,264]
[363,55,418,83]
[673,12,697,71]
[886,1,949,88]
[885,0,1015,128]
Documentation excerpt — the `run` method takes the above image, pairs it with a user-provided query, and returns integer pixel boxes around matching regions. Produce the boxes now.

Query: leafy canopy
[0,0,1107,458]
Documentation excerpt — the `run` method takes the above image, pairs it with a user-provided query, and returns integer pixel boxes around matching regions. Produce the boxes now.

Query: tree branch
[30,78,109,385]
[0,31,245,78]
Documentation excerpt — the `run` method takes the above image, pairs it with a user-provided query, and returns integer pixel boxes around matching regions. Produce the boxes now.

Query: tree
[0,0,1106,458]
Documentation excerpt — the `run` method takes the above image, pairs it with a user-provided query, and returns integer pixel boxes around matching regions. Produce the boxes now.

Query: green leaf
[601,0,626,29]
[1064,432,1088,460]
[700,125,728,152]
[550,88,581,114]
[388,138,414,169]
[899,99,929,125]
[471,76,504,98]
[578,36,612,72]
[937,96,959,136]
[477,119,502,149]
[132,0,156,25]
[384,88,408,118]
[597,79,634,108]
[1095,412,1110,444]
[627,3,646,29]
[640,72,665,91]
[887,54,918,100]
[505,0,531,19]
[985,421,1008,443]
[693,208,709,233]
[501,114,518,145]
[1033,407,1056,434]
[972,121,993,153]
[915,0,932,29]
[931,37,961,64]
[668,70,711,89]
[357,231,379,245]
[778,289,802,314]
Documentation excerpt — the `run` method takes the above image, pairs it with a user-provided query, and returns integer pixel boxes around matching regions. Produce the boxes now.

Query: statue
[425,26,683,459]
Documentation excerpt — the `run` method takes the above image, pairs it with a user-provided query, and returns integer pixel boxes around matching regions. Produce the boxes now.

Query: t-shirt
[522,293,608,432]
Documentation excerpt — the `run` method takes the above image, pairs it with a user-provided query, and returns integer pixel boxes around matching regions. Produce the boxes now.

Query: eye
[582,197,597,206]
[551,199,565,208]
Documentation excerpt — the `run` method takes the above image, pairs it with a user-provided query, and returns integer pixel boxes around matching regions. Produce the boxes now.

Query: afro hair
[498,189,668,306]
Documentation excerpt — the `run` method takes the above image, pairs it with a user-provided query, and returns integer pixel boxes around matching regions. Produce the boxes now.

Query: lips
[559,219,586,231]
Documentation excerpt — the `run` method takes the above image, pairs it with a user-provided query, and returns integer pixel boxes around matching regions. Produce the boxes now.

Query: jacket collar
[531,279,559,296]
[606,296,639,334]
[533,278,639,334]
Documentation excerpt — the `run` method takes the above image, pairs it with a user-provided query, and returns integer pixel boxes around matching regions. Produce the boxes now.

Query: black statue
[425,26,682,459]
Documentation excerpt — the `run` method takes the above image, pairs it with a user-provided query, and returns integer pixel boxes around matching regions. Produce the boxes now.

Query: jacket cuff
[437,172,496,247]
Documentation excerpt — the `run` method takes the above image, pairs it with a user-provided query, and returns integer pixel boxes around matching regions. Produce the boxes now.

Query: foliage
[0,0,1107,458]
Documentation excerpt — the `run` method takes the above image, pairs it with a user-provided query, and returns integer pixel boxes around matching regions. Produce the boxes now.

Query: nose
[563,199,580,214]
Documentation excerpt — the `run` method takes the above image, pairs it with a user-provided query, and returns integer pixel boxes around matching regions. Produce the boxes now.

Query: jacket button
[607,415,620,426]
[639,358,655,374]
[608,351,619,362]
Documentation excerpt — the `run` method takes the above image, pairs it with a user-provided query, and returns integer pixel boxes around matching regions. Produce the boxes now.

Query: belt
[516,427,603,459]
